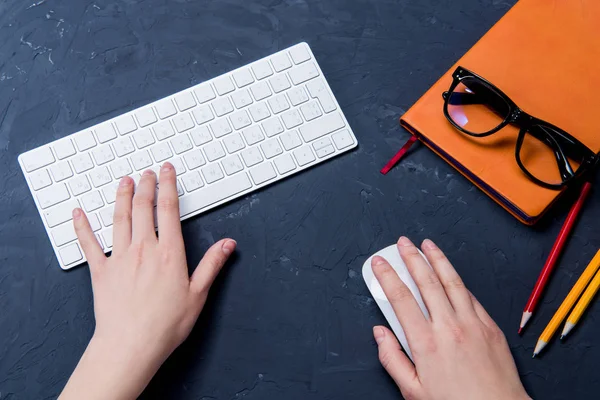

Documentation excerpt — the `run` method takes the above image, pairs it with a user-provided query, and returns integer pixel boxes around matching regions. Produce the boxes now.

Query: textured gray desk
[1,1,599,398]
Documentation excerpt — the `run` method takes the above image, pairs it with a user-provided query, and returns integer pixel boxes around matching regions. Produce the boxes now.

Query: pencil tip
[518,328,523,335]
[532,353,536,358]
[559,335,564,340]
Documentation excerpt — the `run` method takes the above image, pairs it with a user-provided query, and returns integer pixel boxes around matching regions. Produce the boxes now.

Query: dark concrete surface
[1,0,599,399]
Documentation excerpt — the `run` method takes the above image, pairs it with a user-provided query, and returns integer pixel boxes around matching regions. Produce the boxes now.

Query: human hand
[59,162,236,400]
[371,237,530,400]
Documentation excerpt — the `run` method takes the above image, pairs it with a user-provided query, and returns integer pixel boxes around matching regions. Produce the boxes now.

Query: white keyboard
[18,43,357,270]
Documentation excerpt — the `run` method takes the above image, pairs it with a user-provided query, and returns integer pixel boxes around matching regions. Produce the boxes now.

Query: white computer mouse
[362,244,431,361]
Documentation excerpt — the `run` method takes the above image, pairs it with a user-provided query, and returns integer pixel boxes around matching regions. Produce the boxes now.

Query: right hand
[371,237,530,400]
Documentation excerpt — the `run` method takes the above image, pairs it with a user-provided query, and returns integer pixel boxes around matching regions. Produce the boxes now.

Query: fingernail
[222,239,237,256]
[143,169,154,176]
[398,236,412,247]
[373,326,385,345]
[372,256,386,266]
[72,208,82,219]
[422,239,436,250]
[119,176,132,187]
[161,162,173,172]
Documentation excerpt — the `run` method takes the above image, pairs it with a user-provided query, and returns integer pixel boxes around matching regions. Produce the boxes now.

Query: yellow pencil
[561,267,600,339]
[532,249,600,357]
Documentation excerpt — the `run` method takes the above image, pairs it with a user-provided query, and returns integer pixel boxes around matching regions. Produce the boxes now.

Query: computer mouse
[362,244,431,361]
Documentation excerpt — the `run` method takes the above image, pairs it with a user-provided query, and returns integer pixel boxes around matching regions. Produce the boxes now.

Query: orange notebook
[400,0,600,225]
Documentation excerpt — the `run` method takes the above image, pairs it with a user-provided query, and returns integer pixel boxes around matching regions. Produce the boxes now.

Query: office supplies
[395,0,600,224]
[561,250,600,339]
[532,248,600,357]
[519,182,592,333]
[18,43,358,270]
[362,244,431,361]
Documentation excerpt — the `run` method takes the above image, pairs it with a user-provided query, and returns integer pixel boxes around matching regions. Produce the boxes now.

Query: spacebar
[179,173,252,217]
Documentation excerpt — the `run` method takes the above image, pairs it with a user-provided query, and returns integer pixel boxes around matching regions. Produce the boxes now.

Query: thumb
[189,239,236,296]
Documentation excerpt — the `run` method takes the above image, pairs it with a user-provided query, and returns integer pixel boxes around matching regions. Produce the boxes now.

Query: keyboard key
[37,183,70,209]
[214,76,235,95]
[133,129,156,149]
[242,125,265,145]
[270,52,292,72]
[53,139,76,159]
[181,171,204,192]
[59,243,83,266]
[170,134,193,154]
[332,129,355,150]
[50,161,74,182]
[251,60,273,80]
[287,86,309,106]
[89,166,112,187]
[82,190,105,212]
[192,105,215,125]
[289,62,319,85]
[248,102,271,122]
[299,112,345,142]
[179,172,252,217]
[223,132,245,153]
[249,162,277,185]
[71,154,94,174]
[113,137,135,157]
[289,45,311,64]
[21,147,55,172]
[167,158,185,176]
[75,131,97,151]
[250,81,272,101]
[130,150,153,171]
[99,205,115,227]
[134,107,157,127]
[231,89,253,109]
[115,115,137,135]
[280,130,303,150]
[313,137,335,158]
[281,109,303,129]
[110,159,133,179]
[96,234,104,249]
[154,121,175,141]
[29,169,52,191]
[95,123,118,143]
[268,94,290,114]
[101,182,119,204]
[202,164,224,184]
[88,213,102,232]
[230,110,252,130]
[183,149,206,170]
[274,153,296,174]
[241,147,263,167]
[293,145,316,166]
[173,112,195,133]
[155,99,177,119]
[69,175,92,196]
[269,74,291,93]
[175,92,196,111]
[210,119,232,138]
[213,97,234,117]
[233,68,254,87]
[300,101,322,121]
[262,117,284,137]
[151,142,173,163]
[261,138,283,159]
[177,180,185,196]
[221,154,244,175]
[204,142,226,162]
[190,126,213,146]
[92,145,115,165]
[43,198,79,228]
[306,78,336,110]
[193,84,216,104]
[102,227,113,247]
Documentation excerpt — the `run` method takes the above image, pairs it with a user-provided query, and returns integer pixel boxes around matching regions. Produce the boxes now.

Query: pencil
[561,251,600,339]
[532,249,600,357]
[519,181,592,334]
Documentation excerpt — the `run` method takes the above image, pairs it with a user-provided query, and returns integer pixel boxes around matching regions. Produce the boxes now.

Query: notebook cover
[400,0,600,225]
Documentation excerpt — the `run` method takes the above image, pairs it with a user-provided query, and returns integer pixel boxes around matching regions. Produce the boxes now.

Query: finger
[468,290,497,329]
[372,256,429,343]
[111,176,134,254]
[72,208,106,268]
[373,326,421,396]
[190,239,236,295]
[131,170,157,242]
[156,163,183,249]
[421,239,475,316]
[397,236,454,320]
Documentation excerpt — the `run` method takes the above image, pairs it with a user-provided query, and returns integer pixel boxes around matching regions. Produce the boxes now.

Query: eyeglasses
[442,66,598,190]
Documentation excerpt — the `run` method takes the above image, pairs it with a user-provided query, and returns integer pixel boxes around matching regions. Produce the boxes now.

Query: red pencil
[518,181,593,334]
